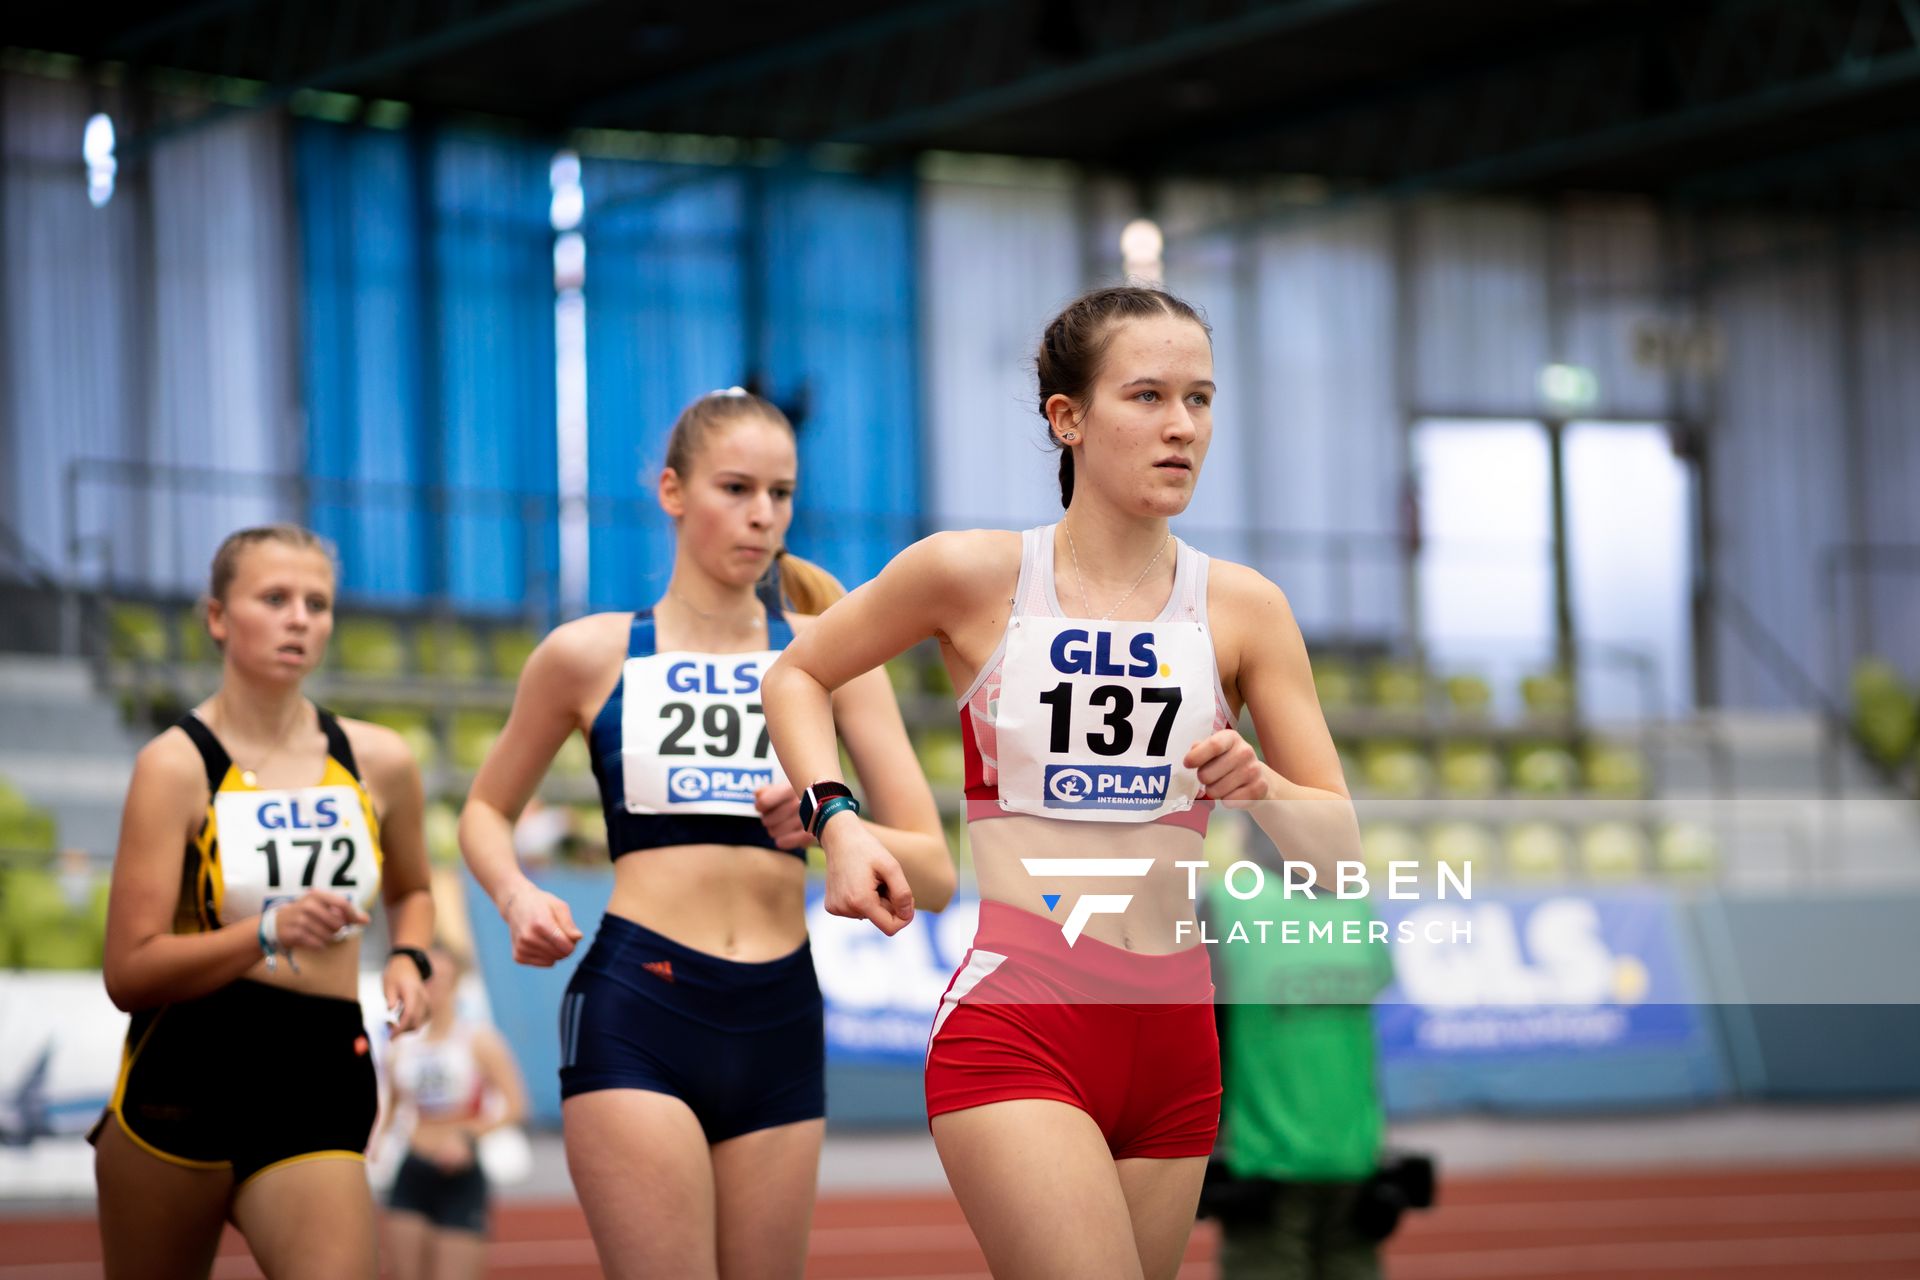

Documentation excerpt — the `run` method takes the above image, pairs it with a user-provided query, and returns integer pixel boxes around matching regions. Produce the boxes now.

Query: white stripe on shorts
[927,948,1008,1052]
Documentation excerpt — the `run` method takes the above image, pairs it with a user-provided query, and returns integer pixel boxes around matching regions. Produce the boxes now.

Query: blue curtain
[758,166,921,586]
[432,131,559,615]
[581,161,748,610]
[295,123,431,601]
[580,158,920,609]
[294,121,557,614]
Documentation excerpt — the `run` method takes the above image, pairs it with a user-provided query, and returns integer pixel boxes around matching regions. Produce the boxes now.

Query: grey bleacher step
[1646,713,1894,797]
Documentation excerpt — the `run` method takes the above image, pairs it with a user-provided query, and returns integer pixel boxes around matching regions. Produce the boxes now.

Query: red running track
[2,1160,1915,1279]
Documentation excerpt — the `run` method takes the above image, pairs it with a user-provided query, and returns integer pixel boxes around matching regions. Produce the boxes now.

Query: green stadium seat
[1584,741,1648,798]
[1510,742,1579,796]
[1505,821,1573,881]
[348,706,439,773]
[415,621,485,681]
[0,784,59,856]
[1428,821,1496,885]
[423,801,461,865]
[1313,660,1360,712]
[1370,662,1425,711]
[1655,821,1718,878]
[553,731,593,779]
[176,607,218,665]
[1520,670,1574,717]
[914,726,965,790]
[1437,741,1501,798]
[1,865,103,969]
[1359,740,1431,797]
[332,618,405,677]
[450,711,507,772]
[1580,821,1648,881]
[489,627,540,681]
[1443,673,1493,717]
[108,603,168,664]
[1851,658,1918,770]
[1360,822,1423,882]
[18,917,102,970]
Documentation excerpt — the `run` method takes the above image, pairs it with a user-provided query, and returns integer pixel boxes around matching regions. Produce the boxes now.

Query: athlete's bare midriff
[967,815,1206,954]
[607,843,809,961]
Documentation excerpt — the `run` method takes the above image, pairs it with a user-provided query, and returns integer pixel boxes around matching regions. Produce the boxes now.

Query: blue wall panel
[579,159,919,610]
[759,166,921,587]
[433,132,559,615]
[295,124,431,600]
[581,161,748,611]
[295,121,557,613]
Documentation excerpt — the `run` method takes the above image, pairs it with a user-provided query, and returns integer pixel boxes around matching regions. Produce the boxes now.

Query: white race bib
[994,618,1218,822]
[620,650,787,816]
[213,785,380,926]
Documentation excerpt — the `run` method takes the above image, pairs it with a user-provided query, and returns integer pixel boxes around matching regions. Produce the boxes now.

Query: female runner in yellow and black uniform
[93,524,435,1280]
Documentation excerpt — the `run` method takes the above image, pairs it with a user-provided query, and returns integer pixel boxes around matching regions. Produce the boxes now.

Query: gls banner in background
[1372,887,1730,1112]
[808,886,977,1062]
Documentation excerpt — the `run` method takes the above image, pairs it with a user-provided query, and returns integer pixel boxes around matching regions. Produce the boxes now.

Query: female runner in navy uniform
[460,389,955,1280]
[94,524,436,1280]
[765,287,1359,1280]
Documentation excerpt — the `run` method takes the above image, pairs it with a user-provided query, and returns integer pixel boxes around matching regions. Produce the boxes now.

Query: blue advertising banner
[1371,887,1730,1113]
[808,885,975,1064]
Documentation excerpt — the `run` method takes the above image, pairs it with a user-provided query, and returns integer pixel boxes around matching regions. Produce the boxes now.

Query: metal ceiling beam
[828,0,1392,146]
[1174,0,1920,241]
[571,0,1000,127]
[107,0,270,60]
[117,0,600,163]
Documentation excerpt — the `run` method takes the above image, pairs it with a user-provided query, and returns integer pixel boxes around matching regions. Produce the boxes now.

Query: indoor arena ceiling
[11,0,1920,214]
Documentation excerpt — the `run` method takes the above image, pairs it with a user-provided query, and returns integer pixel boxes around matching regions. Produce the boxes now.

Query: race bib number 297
[621,650,788,816]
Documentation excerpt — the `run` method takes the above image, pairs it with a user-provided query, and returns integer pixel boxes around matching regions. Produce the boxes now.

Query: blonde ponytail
[774,549,845,617]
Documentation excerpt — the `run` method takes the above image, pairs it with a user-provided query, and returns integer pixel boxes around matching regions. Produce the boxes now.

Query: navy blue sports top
[588,603,798,860]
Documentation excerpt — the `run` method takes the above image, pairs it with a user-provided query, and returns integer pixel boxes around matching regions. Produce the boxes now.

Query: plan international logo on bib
[1044,763,1170,811]
[668,766,773,805]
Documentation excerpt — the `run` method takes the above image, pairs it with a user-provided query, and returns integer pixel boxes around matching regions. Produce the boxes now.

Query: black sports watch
[390,947,434,982]
[797,781,857,838]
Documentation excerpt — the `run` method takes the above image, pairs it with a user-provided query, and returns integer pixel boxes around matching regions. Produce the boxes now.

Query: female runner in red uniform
[765,287,1358,1279]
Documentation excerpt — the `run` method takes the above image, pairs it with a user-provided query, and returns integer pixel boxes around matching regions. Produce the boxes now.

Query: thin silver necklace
[1063,523,1171,621]
[665,586,763,631]
[212,693,307,788]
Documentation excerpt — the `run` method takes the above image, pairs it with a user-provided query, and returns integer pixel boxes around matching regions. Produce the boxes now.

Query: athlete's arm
[822,639,955,912]
[101,732,365,1011]
[459,618,613,966]
[349,720,435,1034]
[469,1026,530,1136]
[1190,561,1359,881]
[765,532,997,933]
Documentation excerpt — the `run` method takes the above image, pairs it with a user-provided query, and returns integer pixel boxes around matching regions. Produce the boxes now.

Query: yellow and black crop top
[175,709,383,934]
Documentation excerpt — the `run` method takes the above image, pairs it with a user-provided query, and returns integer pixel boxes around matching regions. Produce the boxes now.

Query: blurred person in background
[380,943,529,1280]
[1206,878,1405,1280]
[459,388,954,1280]
[93,524,435,1280]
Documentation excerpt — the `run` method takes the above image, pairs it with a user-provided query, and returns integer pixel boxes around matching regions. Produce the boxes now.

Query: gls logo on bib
[1049,630,1161,677]
[667,766,774,805]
